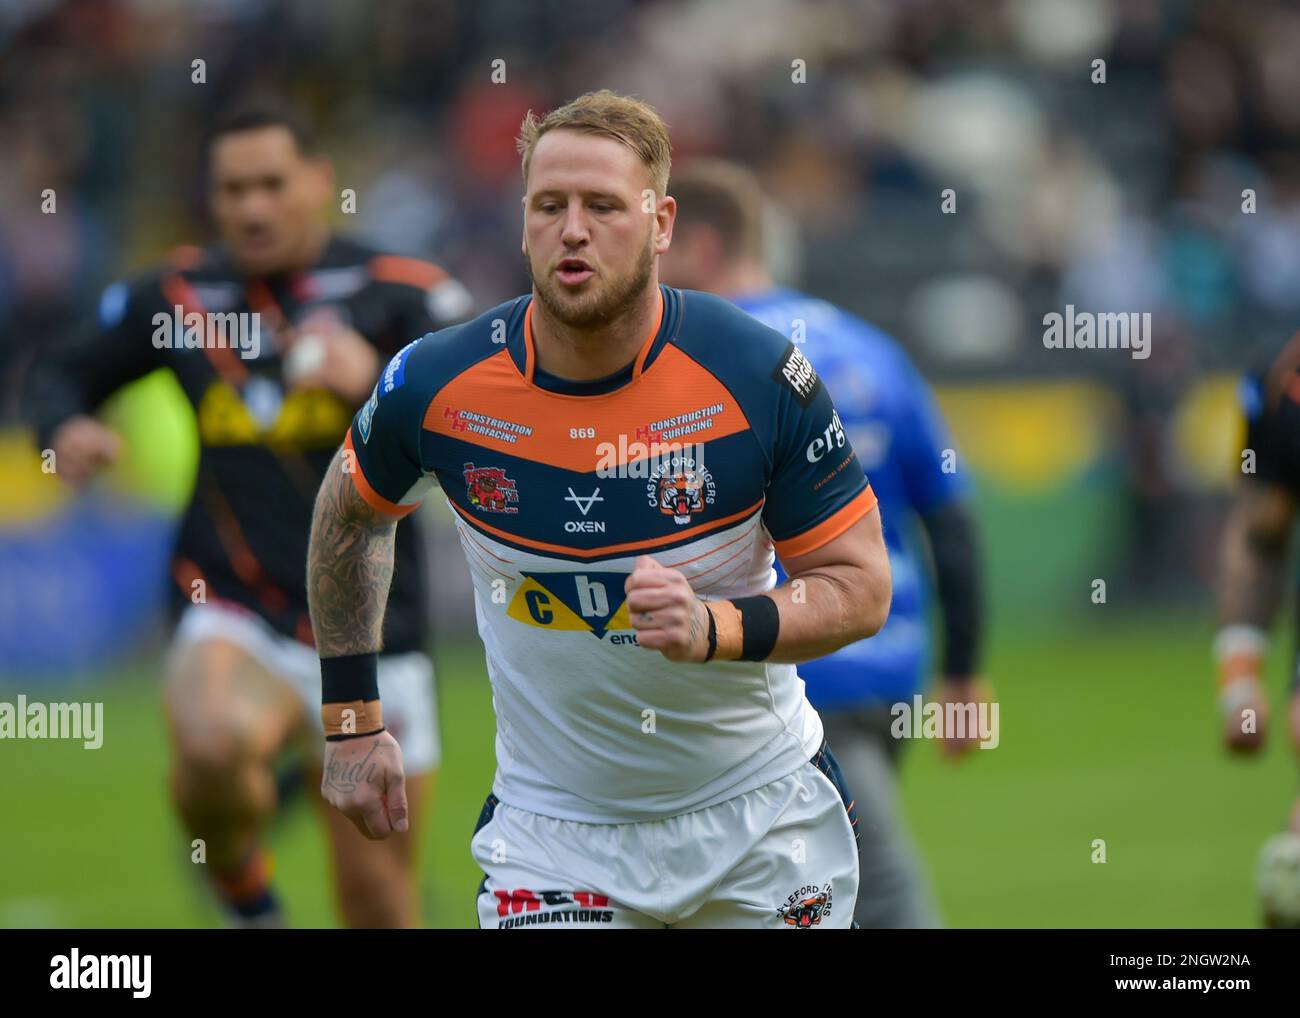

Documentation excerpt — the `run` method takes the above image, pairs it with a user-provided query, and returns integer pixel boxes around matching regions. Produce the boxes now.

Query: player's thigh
[674,761,859,929]
[163,635,305,765]
[470,795,664,930]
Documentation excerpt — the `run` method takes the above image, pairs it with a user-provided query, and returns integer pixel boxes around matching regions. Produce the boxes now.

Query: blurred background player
[1216,337,1300,926]
[660,160,987,929]
[20,100,473,927]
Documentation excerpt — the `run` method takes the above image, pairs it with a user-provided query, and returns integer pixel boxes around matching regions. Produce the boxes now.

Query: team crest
[777,883,833,928]
[647,454,715,526]
[464,463,519,514]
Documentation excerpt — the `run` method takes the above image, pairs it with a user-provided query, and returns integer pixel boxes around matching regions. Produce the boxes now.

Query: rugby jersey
[23,236,472,652]
[348,285,878,821]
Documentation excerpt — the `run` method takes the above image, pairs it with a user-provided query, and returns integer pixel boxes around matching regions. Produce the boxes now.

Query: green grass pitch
[1,611,1295,928]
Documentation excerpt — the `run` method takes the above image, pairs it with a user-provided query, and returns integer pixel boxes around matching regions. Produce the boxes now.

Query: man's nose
[560,204,590,245]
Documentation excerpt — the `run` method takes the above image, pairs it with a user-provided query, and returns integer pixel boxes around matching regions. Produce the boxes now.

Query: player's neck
[233,226,331,280]
[714,261,773,301]
[280,225,330,275]
[529,282,662,382]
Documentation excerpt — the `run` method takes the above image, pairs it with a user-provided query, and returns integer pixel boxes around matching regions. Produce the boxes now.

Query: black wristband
[321,652,380,704]
[703,603,718,662]
[733,594,780,661]
[325,726,386,743]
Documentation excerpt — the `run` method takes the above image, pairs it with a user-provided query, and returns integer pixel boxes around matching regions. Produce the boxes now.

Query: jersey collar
[510,285,678,395]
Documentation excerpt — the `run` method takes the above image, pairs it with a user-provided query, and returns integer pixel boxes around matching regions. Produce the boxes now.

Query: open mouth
[242,228,276,252]
[556,258,594,285]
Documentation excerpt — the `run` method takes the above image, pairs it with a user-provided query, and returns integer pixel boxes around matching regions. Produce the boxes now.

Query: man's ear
[655,194,677,255]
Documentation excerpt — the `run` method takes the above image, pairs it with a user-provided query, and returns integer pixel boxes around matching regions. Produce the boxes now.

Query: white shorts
[471,743,860,929]
[172,601,441,773]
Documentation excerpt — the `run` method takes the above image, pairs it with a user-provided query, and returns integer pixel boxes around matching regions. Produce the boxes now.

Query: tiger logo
[658,470,704,525]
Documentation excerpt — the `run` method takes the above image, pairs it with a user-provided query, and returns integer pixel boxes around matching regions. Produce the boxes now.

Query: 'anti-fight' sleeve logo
[771,342,822,409]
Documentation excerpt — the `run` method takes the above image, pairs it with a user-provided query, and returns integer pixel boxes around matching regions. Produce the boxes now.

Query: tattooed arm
[308,446,408,839]
[307,445,399,656]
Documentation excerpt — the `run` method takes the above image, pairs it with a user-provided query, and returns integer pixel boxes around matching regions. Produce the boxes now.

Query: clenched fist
[48,415,121,487]
[625,555,710,662]
[321,730,409,839]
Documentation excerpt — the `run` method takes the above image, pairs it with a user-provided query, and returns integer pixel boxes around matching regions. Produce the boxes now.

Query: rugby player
[660,160,986,928]
[1216,338,1300,843]
[22,101,472,927]
[307,90,892,929]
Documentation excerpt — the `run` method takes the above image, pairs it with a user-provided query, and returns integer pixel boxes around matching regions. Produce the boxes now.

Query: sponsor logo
[636,402,724,443]
[381,338,420,394]
[464,463,519,513]
[506,571,637,642]
[493,889,614,929]
[648,454,716,525]
[442,407,533,444]
[302,267,368,300]
[772,342,821,409]
[564,487,603,515]
[357,386,378,443]
[777,883,833,928]
[564,520,606,533]
[806,409,847,462]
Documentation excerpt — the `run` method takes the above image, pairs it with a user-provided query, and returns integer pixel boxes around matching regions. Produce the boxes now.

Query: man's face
[522,129,674,328]
[209,126,329,276]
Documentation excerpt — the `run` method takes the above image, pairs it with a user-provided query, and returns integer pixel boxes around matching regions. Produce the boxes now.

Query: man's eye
[591,203,613,212]
[540,202,561,213]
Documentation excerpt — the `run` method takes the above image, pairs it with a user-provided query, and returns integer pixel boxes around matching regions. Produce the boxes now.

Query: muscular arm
[767,506,892,662]
[1216,479,1296,629]
[306,446,399,657]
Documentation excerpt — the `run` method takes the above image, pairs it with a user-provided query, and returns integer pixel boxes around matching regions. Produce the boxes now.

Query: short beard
[528,235,655,330]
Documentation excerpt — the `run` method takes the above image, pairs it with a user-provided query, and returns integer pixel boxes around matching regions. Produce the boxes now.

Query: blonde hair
[517,89,672,196]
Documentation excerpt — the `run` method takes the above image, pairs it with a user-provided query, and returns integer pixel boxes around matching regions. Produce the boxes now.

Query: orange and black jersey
[23,235,472,652]
[350,286,875,559]
[1244,336,1300,495]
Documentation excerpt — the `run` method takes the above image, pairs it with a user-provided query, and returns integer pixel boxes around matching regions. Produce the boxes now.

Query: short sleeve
[345,337,438,517]
[761,342,876,560]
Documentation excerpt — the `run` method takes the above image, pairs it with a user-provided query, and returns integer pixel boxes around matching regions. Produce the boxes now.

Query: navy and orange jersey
[1243,337,1300,495]
[348,285,878,822]
[22,235,473,652]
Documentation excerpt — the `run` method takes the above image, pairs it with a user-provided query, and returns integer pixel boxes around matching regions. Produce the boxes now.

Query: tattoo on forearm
[307,449,398,657]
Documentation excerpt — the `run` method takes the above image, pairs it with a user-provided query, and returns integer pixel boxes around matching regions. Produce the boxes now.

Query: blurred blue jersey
[732,288,966,711]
